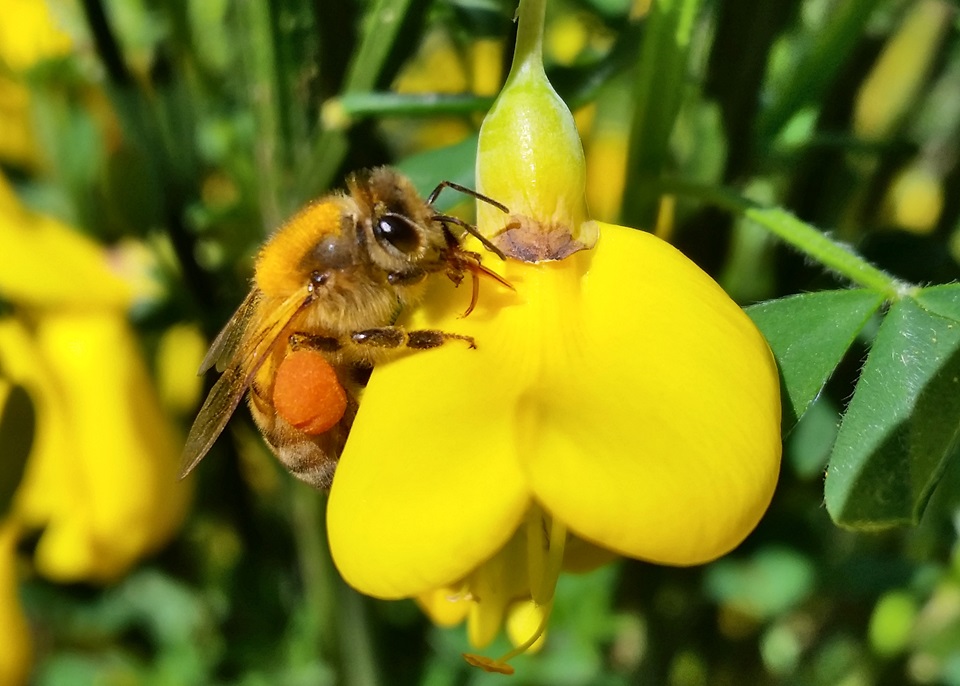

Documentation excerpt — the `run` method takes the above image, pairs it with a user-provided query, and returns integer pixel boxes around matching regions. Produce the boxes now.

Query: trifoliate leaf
[825,294,960,528]
[747,289,884,432]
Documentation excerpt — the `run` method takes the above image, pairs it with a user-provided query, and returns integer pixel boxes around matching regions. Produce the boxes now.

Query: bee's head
[255,168,449,304]
[347,168,448,283]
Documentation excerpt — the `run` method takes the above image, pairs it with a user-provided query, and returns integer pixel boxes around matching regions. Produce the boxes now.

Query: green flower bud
[476,0,598,262]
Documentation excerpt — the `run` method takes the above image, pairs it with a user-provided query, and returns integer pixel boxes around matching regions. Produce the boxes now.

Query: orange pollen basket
[272,349,348,434]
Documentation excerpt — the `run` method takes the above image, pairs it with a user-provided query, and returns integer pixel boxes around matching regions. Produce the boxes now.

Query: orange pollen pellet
[273,349,348,435]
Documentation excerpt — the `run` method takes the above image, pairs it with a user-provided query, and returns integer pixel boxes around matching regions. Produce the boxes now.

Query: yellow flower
[328,0,780,673]
[0,175,190,584]
[0,0,72,72]
[0,0,73,169]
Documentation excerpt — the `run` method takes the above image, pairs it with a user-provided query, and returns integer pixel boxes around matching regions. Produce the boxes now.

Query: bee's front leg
[351,327,476,350]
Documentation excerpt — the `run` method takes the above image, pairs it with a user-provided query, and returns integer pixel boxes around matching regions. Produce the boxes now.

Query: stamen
[462,510,568,674]
[528,506,566,605]
[526,507,547,603]
[462,653,516,675]
[484,603,553,674]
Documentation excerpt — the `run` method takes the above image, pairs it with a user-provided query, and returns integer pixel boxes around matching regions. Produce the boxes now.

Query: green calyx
[475,0,597,262]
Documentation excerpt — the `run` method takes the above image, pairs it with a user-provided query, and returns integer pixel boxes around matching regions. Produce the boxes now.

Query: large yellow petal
[0,177,132,311]
[21,312,190,582]
[327,264,531,600]
[521,224,781,564]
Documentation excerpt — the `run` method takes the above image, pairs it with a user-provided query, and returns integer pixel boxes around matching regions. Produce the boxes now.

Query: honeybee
[180,167,511,489]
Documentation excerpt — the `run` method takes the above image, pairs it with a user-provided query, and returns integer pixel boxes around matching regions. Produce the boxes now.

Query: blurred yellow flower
[0,173,191,681]
[884,160,944,235]
[156,322,208,415]
[0,0,72,72]
[328,0,781,673]
[0,0,73,169]
[0,176,190,583]
[853,0,952,141]
[387,30,473,153]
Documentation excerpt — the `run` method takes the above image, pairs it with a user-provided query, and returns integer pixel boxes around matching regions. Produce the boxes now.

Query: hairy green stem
[662,179,912,300]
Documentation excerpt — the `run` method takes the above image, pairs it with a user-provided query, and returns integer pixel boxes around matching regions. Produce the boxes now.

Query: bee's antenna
[428,180,510,260]
[427,180,510,214]
[434,214,506,260]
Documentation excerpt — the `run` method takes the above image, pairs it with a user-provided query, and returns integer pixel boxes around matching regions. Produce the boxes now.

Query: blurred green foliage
[3,0,960,683]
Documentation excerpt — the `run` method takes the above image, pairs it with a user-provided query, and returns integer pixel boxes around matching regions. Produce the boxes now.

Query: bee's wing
[200,288,262,374]
[180,290,314,479]
[179,363,252,478]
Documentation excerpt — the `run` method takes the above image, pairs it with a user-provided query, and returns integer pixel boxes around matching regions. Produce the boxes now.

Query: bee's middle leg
[288,332,342,351]
[351,327,476,350]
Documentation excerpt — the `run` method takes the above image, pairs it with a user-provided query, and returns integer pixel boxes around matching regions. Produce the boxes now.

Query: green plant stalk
[290,485,381,686]
[300,0,417,199]
[328,92,494,126]
[663,179,911,300]
[336,581,382,686]
[241,0,286,228]
[514,0,547,68]
[623,0,702,229]
[290,484,337,665]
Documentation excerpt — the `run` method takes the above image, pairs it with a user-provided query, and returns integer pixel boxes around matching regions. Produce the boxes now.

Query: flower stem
[290,486,380,686]
[510,0,547,78]
[324,93,494,128]
[661,178,913,300]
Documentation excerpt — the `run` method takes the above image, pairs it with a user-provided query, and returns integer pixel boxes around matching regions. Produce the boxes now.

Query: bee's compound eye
[375,214,421,254]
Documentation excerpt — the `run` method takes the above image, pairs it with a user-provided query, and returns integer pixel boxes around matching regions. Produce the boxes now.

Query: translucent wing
[200,288,261,374]
[180,289,314,478]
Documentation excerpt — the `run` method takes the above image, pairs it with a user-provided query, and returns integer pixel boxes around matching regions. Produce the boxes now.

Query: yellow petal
[562,534,619,574]
[327,266,531,598]
[22,312,190,582]
[0,0,72,72]
[0,177,132,310]
[0,317,73,532]
[416,586,471,628]
[505,599,547,653]
[520,224,780,564]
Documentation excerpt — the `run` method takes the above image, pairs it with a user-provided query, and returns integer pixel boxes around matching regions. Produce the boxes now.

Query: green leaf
[825,294,960,529]
[0,384,35,518]
[747,289,884,432]
[914,283,960,321]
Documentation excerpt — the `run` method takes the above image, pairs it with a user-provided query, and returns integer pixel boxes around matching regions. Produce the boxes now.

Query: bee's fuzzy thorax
[255,196,354,298]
